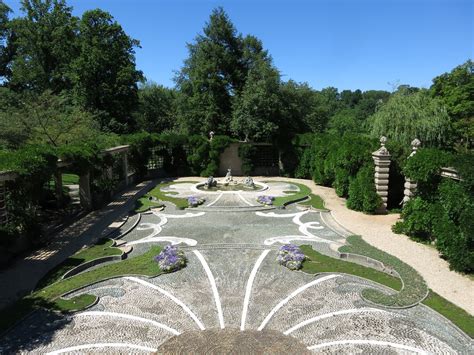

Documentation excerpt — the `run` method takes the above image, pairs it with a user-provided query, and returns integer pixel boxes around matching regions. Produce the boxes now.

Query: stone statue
[209,131,215,141]
[224,168,233,183]
[205,176,217,188]
[243,176,255,188]
[409,138,421,158]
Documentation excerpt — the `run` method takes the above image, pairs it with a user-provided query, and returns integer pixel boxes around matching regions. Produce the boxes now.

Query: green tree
[279,80,316,135]
[0,89,98,147]
[327,108,363,135]
[306,87,341,132]
[6,0,78,92]
[175,7,243,135]
[175,8,271,136]
[0,87,27,148]
[0,0,11,79]
[71,9,143,133]
[231,58,281,141]
[356,90,391,119]
[369,88,452,147]
[135,83,177,133]
[430,60,474,148]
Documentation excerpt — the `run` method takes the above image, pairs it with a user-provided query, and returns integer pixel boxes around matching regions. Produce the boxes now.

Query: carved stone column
[403,139,421,205]
[372,136,391,214]
[79,171,93,211]
[0,181,7,226]
[53,170,64,207]
[123,153,130,186]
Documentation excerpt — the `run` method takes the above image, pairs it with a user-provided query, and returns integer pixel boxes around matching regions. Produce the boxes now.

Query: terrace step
[181,243,279,251]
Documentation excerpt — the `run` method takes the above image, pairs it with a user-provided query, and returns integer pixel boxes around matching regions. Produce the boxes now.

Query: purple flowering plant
[188,195,204,207]
[277,243,306,270]
[257,195,275,205]
[154,245,186,272]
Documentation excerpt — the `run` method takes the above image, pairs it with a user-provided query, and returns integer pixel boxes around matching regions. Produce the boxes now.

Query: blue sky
[5,0,473,91]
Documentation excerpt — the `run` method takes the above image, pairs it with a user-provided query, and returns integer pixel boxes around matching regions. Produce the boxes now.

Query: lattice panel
[147,146,165,170]
[253,146,279,167]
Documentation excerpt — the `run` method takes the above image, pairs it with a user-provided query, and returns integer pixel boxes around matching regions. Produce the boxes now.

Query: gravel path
[254,176,474,315]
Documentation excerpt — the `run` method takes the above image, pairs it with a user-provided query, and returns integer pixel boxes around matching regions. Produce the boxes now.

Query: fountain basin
[192,180,268,193]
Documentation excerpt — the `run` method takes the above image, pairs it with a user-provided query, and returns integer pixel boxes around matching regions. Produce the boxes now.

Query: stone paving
[1,180,472,354]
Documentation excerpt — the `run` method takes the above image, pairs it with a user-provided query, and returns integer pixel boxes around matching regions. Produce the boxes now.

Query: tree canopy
[369,88,452,147]
[430,60,473,149]
[0,2,471,151]
[1,1,142,133]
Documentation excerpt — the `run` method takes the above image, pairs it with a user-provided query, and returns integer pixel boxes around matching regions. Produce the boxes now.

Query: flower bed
[187,195,205,207]
[154,245,187,272]
[277,244,306,270]
[257,195,275,205]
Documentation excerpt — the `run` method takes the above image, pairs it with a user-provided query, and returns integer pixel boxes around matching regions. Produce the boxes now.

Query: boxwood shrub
[395,149,474,273]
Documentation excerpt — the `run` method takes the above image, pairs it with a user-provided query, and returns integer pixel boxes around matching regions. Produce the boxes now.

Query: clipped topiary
[346,165,381,214]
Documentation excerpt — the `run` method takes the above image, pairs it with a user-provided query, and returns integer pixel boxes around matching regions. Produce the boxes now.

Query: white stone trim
[193,250,225,329]
[205,192,224,207]
[125,277,205,330]
[284,308,389,335]
[47,343,157,354]
[127,236,197,246]
[258,275,339,331]
[307,339,428,354]
[75,311,180,335]
[241,249,271,330]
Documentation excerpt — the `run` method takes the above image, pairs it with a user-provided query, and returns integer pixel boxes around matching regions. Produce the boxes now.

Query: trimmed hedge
[124,132,233,177]
[293,133,383,214]
[394,149,473,273]
[238,143,257,175]
[346,165,382,213]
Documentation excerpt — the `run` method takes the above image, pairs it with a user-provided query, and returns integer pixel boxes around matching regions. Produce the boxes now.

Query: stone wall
[219,142,243,176]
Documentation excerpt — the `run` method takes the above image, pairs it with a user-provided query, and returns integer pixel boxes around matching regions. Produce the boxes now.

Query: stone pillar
[53,170,64,207]
[0,181,7,226]
[123,153,129,186]
[403,139,421,205]
[372,136,391,214]
[79,171,93,211]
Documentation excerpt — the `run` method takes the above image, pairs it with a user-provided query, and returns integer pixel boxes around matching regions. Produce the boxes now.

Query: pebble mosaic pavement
[1,182,472,354]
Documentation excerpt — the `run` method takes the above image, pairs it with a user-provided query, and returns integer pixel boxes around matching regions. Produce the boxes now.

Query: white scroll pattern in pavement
[257,210,333,245]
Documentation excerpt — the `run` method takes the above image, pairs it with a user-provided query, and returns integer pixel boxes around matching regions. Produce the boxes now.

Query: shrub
[294,147,313,179]
[238,143,257,175]
[186,135,210,176]
[205,135,234,176]
[346,165,382,213]
[403,148,450,200]
[0,145,58,243]
[125,132,156,178]
[294,133,385,214]
[277,244,306,270]
[392,198,440,242]
[433,179,474,272]
[154,245,186,272]
[159,133,189,175]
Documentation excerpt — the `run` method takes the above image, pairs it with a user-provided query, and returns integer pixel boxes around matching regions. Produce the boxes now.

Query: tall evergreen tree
[71,9,143,133]
[231,58,281,141]
[175,7,271,136]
